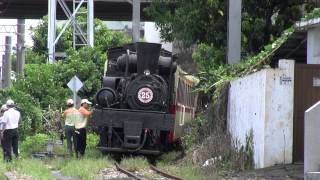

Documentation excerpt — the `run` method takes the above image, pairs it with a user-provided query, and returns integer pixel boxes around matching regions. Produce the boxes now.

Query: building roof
[271,31,307,65]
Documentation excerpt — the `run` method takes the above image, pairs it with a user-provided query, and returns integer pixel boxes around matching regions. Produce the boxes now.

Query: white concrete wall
[305,101,320,175]
[228,70,266,168]
[307,27,320,64]
[264,60,294,167]
[228,60,294,169]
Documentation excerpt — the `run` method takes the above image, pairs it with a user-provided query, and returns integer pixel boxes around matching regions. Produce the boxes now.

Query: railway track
[115,162,184,180]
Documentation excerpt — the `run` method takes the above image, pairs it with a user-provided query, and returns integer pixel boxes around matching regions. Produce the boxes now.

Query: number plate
[137,87,153,103]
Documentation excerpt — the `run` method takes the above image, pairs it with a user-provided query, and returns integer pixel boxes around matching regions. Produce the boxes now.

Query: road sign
[67,75,83,107]
[67,75,83,92]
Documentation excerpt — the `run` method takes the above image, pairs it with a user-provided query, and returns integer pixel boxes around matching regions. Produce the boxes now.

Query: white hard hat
[6,99,14,106]
[1,104,7,111]
[81,99,92,105]
[66,99,74,105]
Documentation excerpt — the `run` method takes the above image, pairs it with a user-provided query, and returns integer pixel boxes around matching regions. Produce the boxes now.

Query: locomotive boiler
[92,42,177,155]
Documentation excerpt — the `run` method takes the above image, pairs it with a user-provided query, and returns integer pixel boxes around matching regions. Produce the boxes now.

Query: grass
[121,156,149,171]
[15,159,54,180]
[0,132,216,180]
[60,157,114,180]
[0,138,114,180]
[158,151,182,163]
[0,158,53,180]
[156,161,215,180]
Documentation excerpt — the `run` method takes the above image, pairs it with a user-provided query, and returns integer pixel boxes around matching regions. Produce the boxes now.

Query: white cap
[66,99,74,105]
[81,99,92,105]
[1,104,7,111]
[6,99,14,106]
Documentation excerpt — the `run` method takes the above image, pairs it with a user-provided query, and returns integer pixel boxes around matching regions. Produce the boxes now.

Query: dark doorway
[293,64,320,162]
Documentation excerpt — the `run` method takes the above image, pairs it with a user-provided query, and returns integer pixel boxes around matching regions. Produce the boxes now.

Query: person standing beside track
[2,100,20,162]
[62,99,81,157]
[0,104,8,157]
[75,99,92,158]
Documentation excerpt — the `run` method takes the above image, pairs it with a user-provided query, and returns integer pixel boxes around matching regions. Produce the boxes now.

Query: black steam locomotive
[92,42,177,155]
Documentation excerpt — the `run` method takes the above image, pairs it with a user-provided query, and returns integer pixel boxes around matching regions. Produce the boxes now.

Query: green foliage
[32,16,72,55]
[182,114,208,148]
[301,7,320,21]
[146,0,227,46]
[15,159,54,180]
[94,19,131,51]
[147,0,312,61]
[14,64,70,109]
[0,15,131,139]
[86,133,99,150]
[121,157,149,171]
[156,161,213,180]
[195,27,294,93]
[54,47,106,100]
[19,133,49,157]
[25,48,47,64]
[60,158,113,180]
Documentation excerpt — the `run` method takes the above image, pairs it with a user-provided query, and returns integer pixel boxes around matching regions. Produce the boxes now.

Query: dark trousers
[2,129,18,162]
[74,128,86,157]
[65,125,75,156]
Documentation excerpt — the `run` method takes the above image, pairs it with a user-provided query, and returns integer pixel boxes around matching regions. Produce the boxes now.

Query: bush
[19,133,49,157]
[86,133,99,150]
[14,64,70,109]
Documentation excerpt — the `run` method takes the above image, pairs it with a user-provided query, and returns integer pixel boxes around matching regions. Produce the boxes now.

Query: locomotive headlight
[144,69,151,76]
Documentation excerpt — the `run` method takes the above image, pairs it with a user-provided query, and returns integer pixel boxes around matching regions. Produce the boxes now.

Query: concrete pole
[227,0,242,64]
[132,0,140,43]
[87,0,94,47]
[16,19,25,74]
[4,36,11,88]
[48,0,56,63]
[1,55,4,88]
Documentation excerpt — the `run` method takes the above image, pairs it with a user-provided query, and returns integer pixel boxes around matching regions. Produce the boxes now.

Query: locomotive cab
[92,42,177,155]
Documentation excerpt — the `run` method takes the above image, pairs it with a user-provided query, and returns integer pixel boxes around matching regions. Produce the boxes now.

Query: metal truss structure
[48,0,94,63]
[0,25,17,34]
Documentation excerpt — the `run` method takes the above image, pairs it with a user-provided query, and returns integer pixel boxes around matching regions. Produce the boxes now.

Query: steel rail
[150,165,184,180]
[115,163,144,180]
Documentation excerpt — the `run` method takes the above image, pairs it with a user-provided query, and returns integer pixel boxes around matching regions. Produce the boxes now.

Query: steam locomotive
[92,42,178,155]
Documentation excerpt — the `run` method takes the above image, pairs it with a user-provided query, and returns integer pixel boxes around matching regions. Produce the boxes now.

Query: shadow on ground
[228,164,303,180]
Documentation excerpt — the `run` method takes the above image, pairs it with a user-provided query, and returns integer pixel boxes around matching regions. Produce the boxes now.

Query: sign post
[67,75,83,107]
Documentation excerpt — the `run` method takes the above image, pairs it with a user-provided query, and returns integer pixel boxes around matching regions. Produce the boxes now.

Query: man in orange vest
[75,99,92,158]
[62,99,81,156]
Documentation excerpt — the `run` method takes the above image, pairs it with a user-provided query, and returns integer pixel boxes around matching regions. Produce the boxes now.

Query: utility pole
[227,0,242,64]
[16,19,25,75]
[132,0,140,43]
[3,36,11,88]
[1,55,4,88]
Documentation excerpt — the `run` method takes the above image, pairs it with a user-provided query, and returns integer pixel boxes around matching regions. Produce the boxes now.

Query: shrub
[19,133,49,157]
[86,133,99,150]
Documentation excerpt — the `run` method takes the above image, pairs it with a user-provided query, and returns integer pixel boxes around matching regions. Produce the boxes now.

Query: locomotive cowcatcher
[92,42,177,155]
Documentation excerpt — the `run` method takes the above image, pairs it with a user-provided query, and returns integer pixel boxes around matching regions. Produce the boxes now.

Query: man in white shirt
[0,104,8,158]
[2,100,20,162]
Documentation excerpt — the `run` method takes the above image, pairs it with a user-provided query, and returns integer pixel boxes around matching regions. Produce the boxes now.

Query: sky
[0,19,41,62]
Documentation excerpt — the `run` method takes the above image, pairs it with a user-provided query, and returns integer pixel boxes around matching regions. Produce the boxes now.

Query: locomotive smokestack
[136,42,161,74]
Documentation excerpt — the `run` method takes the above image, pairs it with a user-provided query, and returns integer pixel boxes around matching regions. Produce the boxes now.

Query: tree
[0,15,131,138]
[147,0,314,62]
